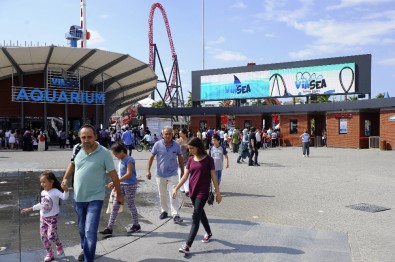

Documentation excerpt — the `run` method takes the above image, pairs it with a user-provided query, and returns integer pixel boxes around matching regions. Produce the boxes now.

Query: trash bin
[380,140,386,150]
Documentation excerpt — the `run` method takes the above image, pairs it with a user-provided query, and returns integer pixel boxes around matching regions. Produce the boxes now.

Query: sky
[1,0,394,102]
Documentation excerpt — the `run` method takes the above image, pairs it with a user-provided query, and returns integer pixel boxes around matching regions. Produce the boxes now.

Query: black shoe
[159,211,168,220]
[99,227,112,235]
[248,163,254,166]
[254,163,260,166]
[78,251,84,261]
[236,161,241,164]
[173,215,183,224]
[127,224,141,233]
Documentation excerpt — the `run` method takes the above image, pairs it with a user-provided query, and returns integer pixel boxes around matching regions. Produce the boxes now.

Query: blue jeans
[302,142,310,156]
[215,170,223,186]
[74,200,103,262]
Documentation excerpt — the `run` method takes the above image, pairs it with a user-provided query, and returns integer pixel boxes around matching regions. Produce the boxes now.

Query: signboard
[200,63,355,100]
[339,118,348,134]
[145,117,172,137]
[12,86,105,104]
[11,69,105,105]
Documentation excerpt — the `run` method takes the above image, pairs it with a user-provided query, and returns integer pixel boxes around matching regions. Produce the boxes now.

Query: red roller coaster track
[148,3,177,102]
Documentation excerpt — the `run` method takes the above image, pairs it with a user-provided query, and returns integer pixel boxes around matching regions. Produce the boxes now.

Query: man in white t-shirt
[219,129,225,145]
[202,130,207,143]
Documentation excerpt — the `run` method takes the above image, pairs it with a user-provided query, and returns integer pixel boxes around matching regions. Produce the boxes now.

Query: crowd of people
[19,124,225,261]
[17,122,316,261]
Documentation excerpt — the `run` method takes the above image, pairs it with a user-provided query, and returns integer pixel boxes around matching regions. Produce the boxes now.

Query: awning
[0,45,157,121]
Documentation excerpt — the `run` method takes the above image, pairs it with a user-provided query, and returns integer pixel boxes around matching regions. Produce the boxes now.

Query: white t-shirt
[143,134,152,142]
[219,130,225,139]
[33,188,69,217]
[255,132,262,142]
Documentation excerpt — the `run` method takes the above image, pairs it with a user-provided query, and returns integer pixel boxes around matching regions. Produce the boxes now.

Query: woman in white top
[8,130,16,149]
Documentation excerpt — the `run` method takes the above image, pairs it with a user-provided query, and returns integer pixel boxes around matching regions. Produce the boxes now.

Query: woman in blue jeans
[172,137,222,254]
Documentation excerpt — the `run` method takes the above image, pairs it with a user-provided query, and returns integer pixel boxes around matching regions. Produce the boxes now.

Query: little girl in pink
[21,172,69,262]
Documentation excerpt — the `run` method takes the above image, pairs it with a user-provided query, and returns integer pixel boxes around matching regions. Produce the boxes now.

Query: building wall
[380,110,395,150]
[280,114,309,146]
[326,112,361,148]
[235,115,262,130]
[190,115,217,133]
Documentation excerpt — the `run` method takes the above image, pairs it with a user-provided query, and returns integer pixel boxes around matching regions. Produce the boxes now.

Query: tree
[186,91,192,107]
[252,99,264,106]
[316,95,331,103]
[218,100,226,107]
[348,96,358,101]
[375,93,384,99]
[151,100,166,108]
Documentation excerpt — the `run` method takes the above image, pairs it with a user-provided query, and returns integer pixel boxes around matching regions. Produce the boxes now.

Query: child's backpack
[39,134,45,142]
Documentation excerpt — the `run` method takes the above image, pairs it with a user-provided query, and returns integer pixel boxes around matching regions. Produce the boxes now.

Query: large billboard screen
[200,63,355,100]
[192,54,371,102]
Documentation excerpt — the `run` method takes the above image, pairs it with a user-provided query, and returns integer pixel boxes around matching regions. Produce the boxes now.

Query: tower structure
[148,3,184,107]
[65,0,90,48]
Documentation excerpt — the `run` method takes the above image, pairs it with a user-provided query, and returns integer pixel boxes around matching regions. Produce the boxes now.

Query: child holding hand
[21,172,69,262]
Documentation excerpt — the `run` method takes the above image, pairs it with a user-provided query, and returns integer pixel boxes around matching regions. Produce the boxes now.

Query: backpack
[39,135,45,142]
[71,143,82,162]
[70,143,82,188]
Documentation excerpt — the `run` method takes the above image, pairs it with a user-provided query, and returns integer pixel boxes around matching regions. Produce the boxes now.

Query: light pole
[202,0,205,70]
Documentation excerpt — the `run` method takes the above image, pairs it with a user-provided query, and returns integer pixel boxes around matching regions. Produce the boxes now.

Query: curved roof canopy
[0,45,157,121]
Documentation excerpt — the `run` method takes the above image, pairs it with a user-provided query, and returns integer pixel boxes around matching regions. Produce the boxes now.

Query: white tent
[137,97,155,107]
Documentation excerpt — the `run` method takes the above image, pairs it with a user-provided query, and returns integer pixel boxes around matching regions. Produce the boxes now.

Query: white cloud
[242,28,255,33]
[258,0,313,26]
[100,14,109,19]
[207,36,225,45]
[86,29,105,46]
[213,50,247,61]
[257,1,395,59]
[231,1,247,9]
[377,57,395,65]
[326,0,395,10]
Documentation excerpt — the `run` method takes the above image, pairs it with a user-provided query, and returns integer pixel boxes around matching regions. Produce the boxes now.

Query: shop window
[339,118,348,134]
[290,119,298,134]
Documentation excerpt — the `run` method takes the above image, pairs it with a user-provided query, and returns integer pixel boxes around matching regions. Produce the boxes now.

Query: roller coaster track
[148,3,177,102]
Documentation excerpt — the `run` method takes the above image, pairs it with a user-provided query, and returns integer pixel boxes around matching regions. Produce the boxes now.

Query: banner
[200,63,355,100]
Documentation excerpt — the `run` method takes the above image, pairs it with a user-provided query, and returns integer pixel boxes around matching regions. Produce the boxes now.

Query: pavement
[0,145,394,262]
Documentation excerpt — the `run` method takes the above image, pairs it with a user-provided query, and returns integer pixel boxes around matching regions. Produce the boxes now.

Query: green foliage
[151,100,166,108]
[317,95,331,103]
[375,93,384,99]
[186,91,192,107]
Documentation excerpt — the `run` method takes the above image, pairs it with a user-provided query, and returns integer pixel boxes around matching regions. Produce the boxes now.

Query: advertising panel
[200,63,355,100]
[146,117,172,137]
